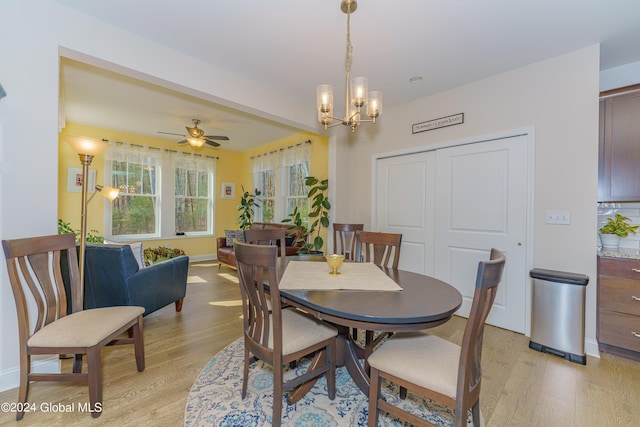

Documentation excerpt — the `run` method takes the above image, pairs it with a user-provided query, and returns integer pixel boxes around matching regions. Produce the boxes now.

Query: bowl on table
[326,254,345,275]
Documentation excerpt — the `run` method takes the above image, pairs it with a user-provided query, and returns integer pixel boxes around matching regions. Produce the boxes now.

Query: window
[172,152,215,235]
[286,162,309,219]
[256,169,275,223]
[175,166,210,233]
[105,143,216,240]
[252,142,310,224]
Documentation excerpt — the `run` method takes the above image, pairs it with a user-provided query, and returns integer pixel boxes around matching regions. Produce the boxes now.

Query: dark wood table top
[278,261,463,332]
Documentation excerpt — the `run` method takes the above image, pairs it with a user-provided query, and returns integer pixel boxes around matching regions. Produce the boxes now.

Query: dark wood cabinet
[598,90,640,202]
[597,256,640,360]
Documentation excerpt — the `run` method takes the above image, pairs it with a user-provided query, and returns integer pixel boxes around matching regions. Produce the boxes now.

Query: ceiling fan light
[187,137,206,148]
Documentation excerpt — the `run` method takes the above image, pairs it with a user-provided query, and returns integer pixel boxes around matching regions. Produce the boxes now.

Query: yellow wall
[59,123,328,257]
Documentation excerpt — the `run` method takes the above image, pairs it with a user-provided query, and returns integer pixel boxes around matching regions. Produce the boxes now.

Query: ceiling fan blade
[204,135,230,141]
[176,139,188,144]
[205,139,220,148]
[158,131,187,137]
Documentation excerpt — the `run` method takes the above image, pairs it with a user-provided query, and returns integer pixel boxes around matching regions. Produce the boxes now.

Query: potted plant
[282,176,330,255]
[599,213,638,252]
[58,219,104,243]
[237,187,261,231]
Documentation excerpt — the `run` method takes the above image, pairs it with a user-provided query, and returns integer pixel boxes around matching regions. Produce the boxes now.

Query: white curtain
[252,141,310,172]
[105,143,217,172]
[105,142,161,167]
[167,150,217,172]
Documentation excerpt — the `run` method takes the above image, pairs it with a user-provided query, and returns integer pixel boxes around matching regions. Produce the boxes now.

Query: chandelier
[317,0,382,132]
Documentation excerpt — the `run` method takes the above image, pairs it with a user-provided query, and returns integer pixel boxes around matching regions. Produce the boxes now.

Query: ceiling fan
[158,119,230,148]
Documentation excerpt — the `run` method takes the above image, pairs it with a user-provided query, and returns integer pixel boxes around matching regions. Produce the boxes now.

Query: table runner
[279,261,402,291]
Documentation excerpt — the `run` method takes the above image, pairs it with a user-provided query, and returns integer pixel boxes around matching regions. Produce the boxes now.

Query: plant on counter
[599,213,639,237]
[237,186,261,231]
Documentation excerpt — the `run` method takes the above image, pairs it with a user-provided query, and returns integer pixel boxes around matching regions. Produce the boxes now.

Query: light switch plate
[546,210,570,225]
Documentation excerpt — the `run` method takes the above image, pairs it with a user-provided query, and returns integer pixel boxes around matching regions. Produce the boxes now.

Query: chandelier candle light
[317,0,382,131]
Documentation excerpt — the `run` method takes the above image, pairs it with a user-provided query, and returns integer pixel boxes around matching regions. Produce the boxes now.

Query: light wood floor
[1,260,639,426]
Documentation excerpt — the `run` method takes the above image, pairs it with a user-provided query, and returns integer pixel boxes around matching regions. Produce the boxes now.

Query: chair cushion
[27,306,144,348]
[268,308,338,355]
[224,230,245,247]
[367,331,461,399]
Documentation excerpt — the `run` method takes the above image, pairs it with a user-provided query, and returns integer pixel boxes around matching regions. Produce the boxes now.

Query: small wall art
[67,167,96,193]
[221,182,236,199]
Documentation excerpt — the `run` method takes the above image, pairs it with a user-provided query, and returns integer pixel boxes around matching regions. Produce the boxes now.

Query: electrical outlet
[545,210,570,225]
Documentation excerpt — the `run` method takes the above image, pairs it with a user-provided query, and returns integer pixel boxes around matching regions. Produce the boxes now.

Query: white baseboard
[188,253,216,263]
[585,338,600,359]
[0,356,60,393]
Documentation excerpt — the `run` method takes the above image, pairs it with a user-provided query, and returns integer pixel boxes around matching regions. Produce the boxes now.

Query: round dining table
[277,258,463,396]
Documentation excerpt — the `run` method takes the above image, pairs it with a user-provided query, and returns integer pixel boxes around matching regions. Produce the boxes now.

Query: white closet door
[375,151,436,275]
[435,135,528,333]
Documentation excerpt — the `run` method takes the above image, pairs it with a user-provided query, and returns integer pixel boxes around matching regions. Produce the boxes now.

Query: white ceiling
[55,0,640,152]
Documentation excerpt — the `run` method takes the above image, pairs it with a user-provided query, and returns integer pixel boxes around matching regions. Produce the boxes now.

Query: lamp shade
[187,137,206,148]
[350,77,368,107]
[64,135,109,156]
[367,91,382,118]
[96,185,120,201]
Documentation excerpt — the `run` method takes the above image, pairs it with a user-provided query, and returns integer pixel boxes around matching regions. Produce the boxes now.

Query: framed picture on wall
[67,167,96,193]
[221,182,236,199]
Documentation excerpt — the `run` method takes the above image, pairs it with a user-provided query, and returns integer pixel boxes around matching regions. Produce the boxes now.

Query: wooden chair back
[355,230,402,268]
[3,233,80,341]
[244,228,287,259]
[333,223,364,260]
[235,241,282,359]
[457,248,505,420]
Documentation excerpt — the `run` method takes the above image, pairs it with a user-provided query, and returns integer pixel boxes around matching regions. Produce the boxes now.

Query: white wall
[0,0,317,391]
[338,45,601,355]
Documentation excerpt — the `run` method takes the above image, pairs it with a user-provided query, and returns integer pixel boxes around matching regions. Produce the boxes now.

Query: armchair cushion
[224,230,245,247]
[216,222,307,269]
[105,239,145,269]
[83,243,189,316]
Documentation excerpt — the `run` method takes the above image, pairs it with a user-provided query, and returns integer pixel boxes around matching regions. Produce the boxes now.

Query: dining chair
[353,230,403,343]
[2,233,145,420]
[367,248,506,427]
[354,230,402,268]
[234,241,337,427]
[333,223,364,260]
[244,227,287,258]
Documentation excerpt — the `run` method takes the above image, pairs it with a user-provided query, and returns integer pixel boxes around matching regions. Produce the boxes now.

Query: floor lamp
[64,135,112,287]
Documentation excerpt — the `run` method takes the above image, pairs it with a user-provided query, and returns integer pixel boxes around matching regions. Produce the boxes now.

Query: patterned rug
[185,338,479,426]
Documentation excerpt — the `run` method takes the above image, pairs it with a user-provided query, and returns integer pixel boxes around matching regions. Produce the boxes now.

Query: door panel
[435,135,528,333]
[375,152,435,275]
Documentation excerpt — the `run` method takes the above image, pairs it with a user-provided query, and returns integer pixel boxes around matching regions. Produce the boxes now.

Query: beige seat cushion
[28,306,144,348]
[367,331,461,399]
[267,308,338,355]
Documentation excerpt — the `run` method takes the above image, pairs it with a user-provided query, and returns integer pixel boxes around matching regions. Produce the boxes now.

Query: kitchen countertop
[598,249,640,260]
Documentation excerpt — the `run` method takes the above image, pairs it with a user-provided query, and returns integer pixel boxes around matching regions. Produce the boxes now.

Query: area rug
[185,338,479,426]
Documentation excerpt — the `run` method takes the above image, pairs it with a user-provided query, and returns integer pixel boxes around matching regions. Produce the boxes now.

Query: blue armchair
[82,243,189,316]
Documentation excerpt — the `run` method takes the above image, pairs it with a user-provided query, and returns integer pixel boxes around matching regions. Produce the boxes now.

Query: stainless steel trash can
[529,268,589,365]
